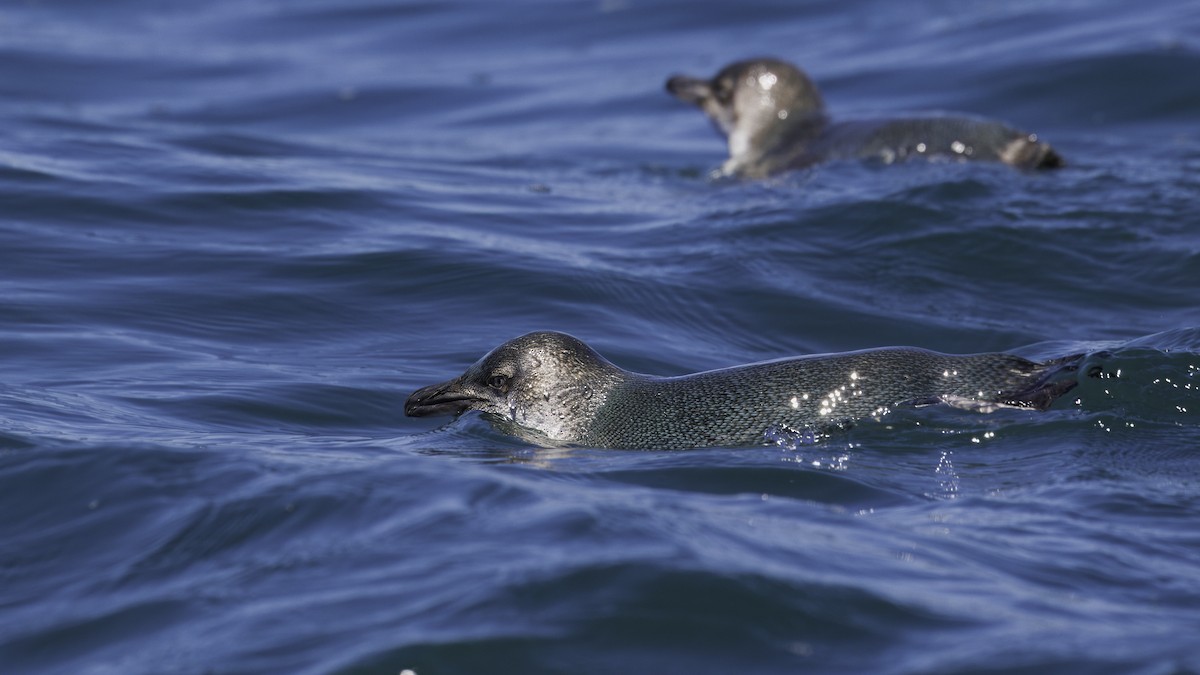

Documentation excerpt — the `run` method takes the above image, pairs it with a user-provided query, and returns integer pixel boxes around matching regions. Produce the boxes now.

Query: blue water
[3,0,1200,672]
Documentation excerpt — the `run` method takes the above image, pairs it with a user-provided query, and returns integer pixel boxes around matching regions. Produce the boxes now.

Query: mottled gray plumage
[666,57,1063,178]
[405,331,1078,450]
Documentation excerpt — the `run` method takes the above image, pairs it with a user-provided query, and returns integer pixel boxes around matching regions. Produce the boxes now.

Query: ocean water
[3,0,1200,673]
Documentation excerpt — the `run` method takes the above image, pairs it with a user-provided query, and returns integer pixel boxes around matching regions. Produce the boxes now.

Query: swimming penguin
[405,331,1079,450]
[666,57,1063,178]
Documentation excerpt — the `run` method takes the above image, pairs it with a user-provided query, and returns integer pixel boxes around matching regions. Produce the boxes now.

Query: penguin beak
[404,379,481,417]
[665,75,713,106]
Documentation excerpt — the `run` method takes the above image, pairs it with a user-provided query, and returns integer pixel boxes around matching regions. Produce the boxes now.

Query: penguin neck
[519,357,634,446]
[725,111,829,177]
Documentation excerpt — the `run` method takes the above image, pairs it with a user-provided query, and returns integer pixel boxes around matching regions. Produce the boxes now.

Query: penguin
[666,57,1062,178]
[405,331,1079,450]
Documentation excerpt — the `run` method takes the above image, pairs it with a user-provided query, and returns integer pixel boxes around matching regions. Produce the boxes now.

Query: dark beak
[404,380,480,418]
[665,75,711,105]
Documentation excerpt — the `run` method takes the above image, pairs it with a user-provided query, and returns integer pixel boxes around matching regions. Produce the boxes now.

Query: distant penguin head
[666,58,826,168]
[404,331,624,444]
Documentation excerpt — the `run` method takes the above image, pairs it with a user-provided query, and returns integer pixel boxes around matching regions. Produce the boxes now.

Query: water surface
[2,0,1200,673]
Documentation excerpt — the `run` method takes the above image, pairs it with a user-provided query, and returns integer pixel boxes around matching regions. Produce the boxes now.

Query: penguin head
[666,58,826,171]
[405,331,623,445]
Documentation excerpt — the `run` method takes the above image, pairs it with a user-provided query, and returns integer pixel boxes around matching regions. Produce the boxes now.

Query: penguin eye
[486,374,510,391]
[713,78,733,103]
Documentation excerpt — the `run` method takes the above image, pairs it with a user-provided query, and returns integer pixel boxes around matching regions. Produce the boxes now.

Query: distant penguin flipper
[1001,134,1065,170]
[1036,146,1065,169]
